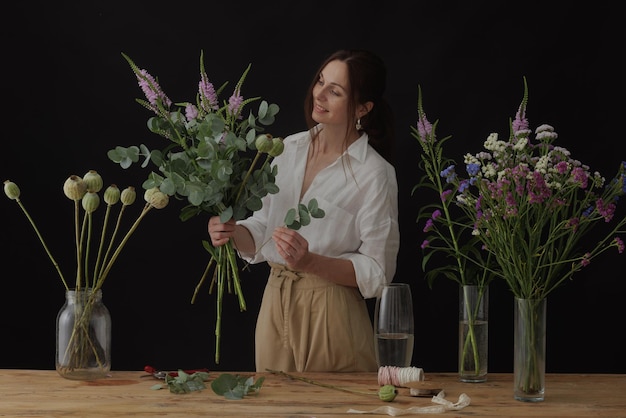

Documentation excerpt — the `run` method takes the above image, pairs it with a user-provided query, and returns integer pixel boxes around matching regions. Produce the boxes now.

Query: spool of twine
[378,366,424,387]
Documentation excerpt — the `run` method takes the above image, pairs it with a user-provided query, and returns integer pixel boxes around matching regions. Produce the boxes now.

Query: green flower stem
[266,369,384,398]
[235,151,263,204]
[516,299,544,394]
[211,241,246,364]
[460,286,484,377]
[94,203,153,290]
[99,204,128,279]
[61,292,106,372]
[14,199,69,290]
[191,257,216,304]
[93,204,113,282]
[83,212,94,288]
[215,246,225,365]
[73,200,83,290]
[427,141,467,286]
[226,241,245,310]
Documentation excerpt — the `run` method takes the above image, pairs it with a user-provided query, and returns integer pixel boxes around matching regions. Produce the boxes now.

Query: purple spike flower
[137,69,172,112]
[417,112,433,141]
[512,103,529,135]
[228,88,244,119]
[185,104,199,121]
[199,73,218,113]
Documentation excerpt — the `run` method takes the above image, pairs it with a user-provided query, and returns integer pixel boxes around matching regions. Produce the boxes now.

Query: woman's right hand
[207,216,236,247]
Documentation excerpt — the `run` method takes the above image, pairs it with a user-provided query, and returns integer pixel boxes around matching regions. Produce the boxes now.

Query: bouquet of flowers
[3,171,168,377]
[416,77,626,394]
[412,86,496,381]
[443,78,626,300]
[109,52,283,363]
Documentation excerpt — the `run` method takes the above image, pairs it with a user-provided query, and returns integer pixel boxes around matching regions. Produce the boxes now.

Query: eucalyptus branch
[241,199,326,270]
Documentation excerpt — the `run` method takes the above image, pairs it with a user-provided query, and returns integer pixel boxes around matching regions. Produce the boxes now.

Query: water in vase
[375,332,414,367]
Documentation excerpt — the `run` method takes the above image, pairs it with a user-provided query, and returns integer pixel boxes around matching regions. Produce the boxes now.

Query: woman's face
[311,59,351,128]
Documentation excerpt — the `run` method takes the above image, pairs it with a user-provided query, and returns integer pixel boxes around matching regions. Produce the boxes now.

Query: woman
[208,49,400,372]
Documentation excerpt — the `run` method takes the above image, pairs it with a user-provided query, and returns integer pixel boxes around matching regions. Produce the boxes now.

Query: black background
[1,1,625,374]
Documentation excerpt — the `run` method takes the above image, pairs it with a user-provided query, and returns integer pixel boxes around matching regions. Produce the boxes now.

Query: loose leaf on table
[211,373,265,400]
[151,370,210,394]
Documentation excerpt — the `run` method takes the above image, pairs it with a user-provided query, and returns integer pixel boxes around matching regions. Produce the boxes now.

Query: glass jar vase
[56,288,111,380]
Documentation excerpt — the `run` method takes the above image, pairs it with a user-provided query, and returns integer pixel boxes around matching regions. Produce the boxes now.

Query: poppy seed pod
[143,187,159,204]
[120,186,136,206]
[378,384,397,402]
[83,170,103,193]
[3,180,20,200]
[104,185,121,205]
[82,191,100,213]
[255,133,273,153]
[149,190,169,209]
[63,175,87,201]
[268,137,284,157]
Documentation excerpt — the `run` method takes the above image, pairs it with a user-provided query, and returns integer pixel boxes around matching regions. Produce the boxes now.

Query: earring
[356,118,362,130]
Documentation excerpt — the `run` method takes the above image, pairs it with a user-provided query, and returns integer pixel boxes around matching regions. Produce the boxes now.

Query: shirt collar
[306,124,369,164]
[346,133,369,164]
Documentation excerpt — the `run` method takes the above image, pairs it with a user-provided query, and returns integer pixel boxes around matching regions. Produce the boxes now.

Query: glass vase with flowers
[417,77,626,401]
[412,86,496,383]
[3,171,168,379]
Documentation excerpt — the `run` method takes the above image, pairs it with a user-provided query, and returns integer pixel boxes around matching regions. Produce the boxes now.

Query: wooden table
[1,369,624,417]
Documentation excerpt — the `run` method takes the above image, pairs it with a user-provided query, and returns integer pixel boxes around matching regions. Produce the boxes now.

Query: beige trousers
[255,263,377,372]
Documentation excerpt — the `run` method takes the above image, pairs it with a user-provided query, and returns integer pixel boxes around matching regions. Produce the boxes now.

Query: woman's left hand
[272,226,309,268]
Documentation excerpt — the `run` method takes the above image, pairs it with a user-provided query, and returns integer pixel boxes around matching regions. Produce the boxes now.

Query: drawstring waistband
[268,263,304,348]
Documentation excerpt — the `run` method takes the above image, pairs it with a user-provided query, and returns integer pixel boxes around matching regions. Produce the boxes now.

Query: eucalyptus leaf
[246,196,263,212]
[265,183,279,194]
[188,187,206,206]
[258,100,269,119]
[311,208,325,218]
[211,373,264,400]
[163,370,210,394]
[160,177,176,196]
[139,144,152,168]
[284,208,296,225]
[297,205,311,226]
[219,206,234,223]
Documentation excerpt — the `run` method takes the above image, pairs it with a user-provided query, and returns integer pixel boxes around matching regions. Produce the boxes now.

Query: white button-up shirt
[238,128,400,299]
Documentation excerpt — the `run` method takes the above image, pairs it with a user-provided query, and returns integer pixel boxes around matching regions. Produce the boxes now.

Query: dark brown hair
[304,49,395,163]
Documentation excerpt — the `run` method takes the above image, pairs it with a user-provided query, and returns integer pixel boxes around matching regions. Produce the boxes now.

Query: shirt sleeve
[346,162,400,299]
